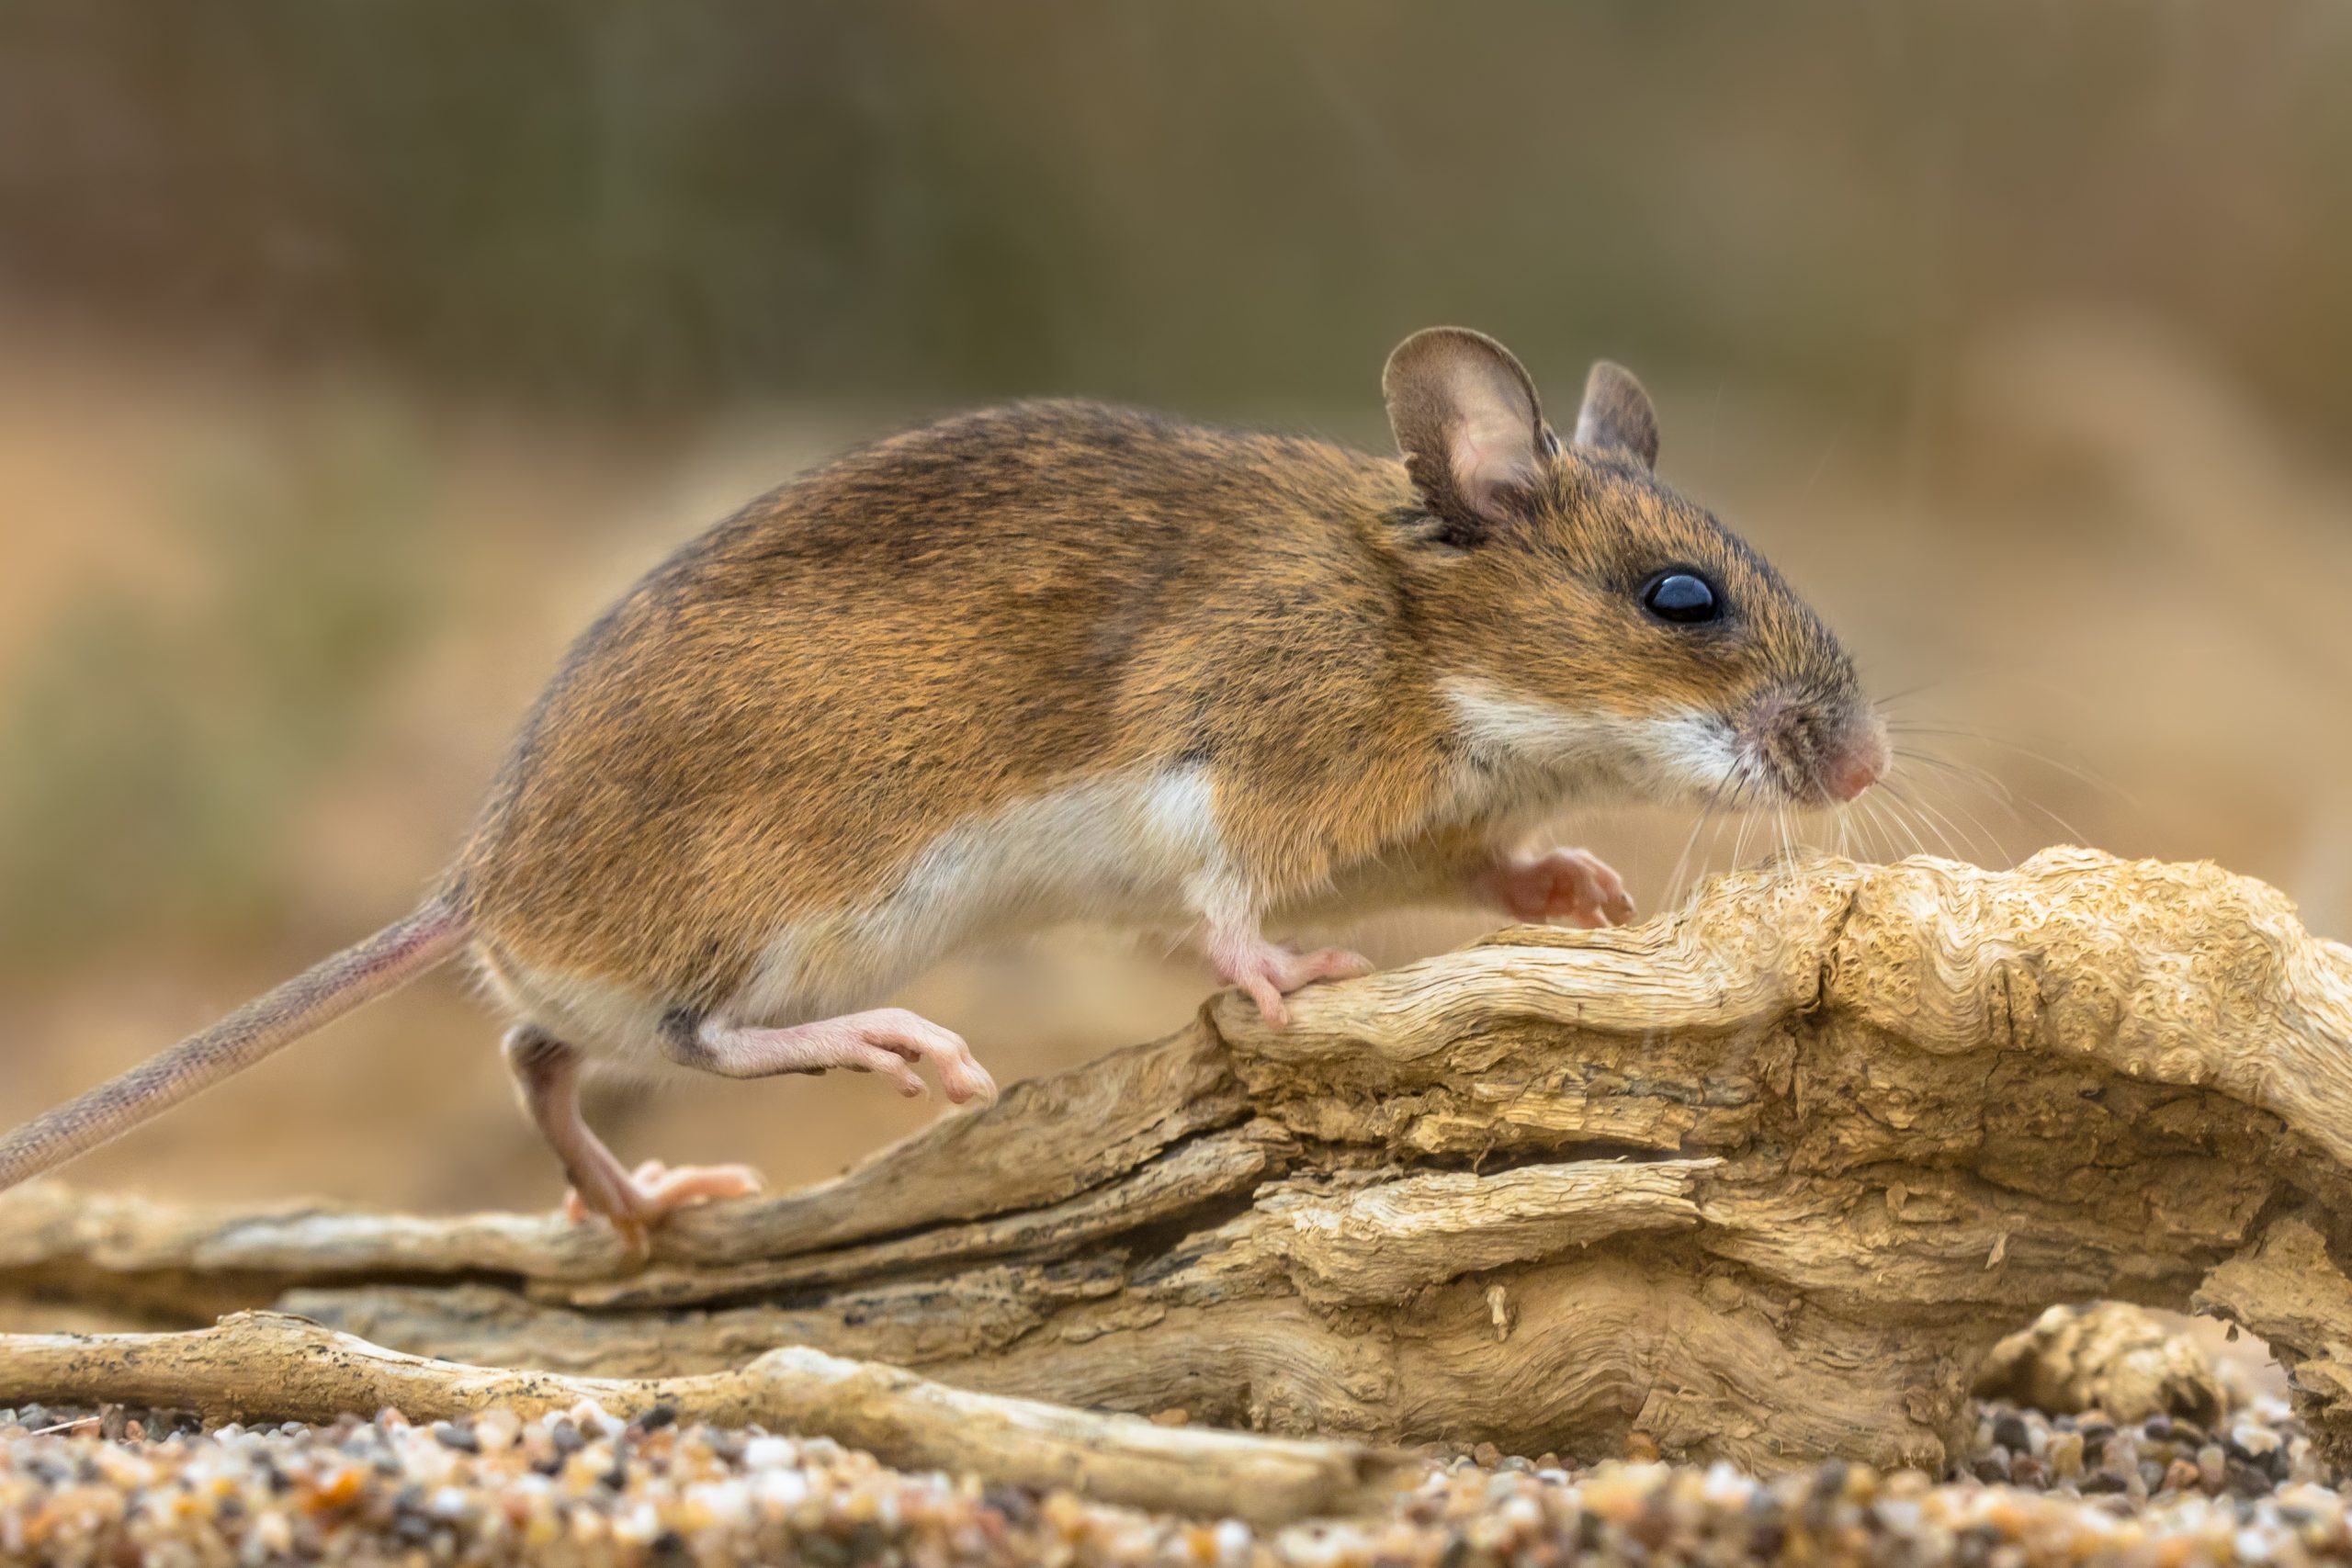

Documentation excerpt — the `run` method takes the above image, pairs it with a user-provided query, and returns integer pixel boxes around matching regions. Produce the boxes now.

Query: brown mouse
[0,327,1887,1247]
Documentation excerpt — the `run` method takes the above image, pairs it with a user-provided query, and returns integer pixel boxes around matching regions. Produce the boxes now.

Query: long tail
[0,897,470,1191]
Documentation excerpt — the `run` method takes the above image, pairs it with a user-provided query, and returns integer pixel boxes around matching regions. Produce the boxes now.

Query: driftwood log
[6,847,2352,1481]
[0,1311,1406,1523]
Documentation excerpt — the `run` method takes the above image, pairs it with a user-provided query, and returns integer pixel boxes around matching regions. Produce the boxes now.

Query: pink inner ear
[1450,418,1536,519]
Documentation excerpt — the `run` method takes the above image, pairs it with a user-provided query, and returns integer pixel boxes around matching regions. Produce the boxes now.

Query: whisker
[1928,789,2006,865]
[1860,803,1891,861]
[1893,744,2097,848]
[1862,790,1926,860]
[1874,665,2105,719]
[1853,795,1888,862]
[1883,723,2132,804]
[1894,788,1953,861]
[1893,750,2043,829]
[1667,770,1737,911]
[1921,776,2022,867]
[1883,777,1996,865]
[1878,780,1955,860]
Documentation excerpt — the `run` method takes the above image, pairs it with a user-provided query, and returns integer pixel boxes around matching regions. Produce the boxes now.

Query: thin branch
[0,1311,1414,1526]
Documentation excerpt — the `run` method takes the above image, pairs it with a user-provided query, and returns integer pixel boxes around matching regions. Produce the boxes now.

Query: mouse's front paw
[1476,848,1634,929]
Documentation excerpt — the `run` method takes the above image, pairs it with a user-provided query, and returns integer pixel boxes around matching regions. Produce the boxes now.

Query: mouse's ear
[1572,361,1659,469]
[1383,327,1557,541]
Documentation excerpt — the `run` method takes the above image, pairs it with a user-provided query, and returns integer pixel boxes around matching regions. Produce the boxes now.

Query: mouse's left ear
[1573,361,1660,469]
[1384,327,1560,542]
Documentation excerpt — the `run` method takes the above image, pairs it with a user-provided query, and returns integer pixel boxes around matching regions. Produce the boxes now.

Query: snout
[1822,727,1889,803]
[1744,692,1889,805]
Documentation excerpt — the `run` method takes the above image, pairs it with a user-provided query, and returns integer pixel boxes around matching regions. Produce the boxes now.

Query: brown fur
[455,347,1868,1013]
[453,402,1454,1008]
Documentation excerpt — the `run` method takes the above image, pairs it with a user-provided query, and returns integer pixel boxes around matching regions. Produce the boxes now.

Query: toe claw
[943,1061,998,1105]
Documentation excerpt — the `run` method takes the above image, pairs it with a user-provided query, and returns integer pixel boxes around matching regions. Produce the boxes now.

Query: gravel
[3,1395,2346,1566]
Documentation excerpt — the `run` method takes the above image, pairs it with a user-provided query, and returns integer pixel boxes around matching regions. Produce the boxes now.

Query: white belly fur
[484,762,1231,1067]
[727,761,1228,1028]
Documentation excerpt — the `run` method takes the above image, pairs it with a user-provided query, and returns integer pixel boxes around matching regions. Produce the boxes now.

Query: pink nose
[1824,737,1887,803]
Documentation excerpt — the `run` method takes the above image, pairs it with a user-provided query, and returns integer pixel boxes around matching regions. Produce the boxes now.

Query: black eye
[1641,570,1720,625]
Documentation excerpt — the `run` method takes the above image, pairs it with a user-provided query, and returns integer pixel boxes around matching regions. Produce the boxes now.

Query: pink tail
[0,899,469,1191]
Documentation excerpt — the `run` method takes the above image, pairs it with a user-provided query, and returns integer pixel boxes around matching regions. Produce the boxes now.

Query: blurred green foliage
[0,2,2346,426]
[0,418,437,969]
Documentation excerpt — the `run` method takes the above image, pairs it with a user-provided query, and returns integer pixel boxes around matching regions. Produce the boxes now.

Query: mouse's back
[455,399,1419,1011]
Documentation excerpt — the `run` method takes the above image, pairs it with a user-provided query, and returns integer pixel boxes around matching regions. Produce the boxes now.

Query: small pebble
[2201,1444,2230,1491]
[2229,1459,2275,1497]
[2235,1424,2284,1459]
[2081,1421,2115,1464]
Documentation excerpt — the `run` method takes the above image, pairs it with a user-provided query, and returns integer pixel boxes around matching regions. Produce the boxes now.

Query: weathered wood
[2197,1216,2352,1467]
[0,1311,1409,1525]
[7,848,2352,1476]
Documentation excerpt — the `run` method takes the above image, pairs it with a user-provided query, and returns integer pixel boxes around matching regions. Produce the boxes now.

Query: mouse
[0,327,1887,1248]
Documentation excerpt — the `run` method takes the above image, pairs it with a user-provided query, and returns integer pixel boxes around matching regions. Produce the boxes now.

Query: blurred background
[1,3,2346,1213]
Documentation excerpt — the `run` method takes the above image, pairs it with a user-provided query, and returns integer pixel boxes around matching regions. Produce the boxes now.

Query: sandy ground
[0,1392,2338,1566]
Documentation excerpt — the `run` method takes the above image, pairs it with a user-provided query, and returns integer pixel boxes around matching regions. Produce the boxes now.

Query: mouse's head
[1382,326,1885,811]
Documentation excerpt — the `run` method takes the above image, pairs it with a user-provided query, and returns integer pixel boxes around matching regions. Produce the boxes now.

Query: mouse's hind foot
[678,1010,998,1104]
[562,1157,765,1254]
[503,1022,764,1256]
